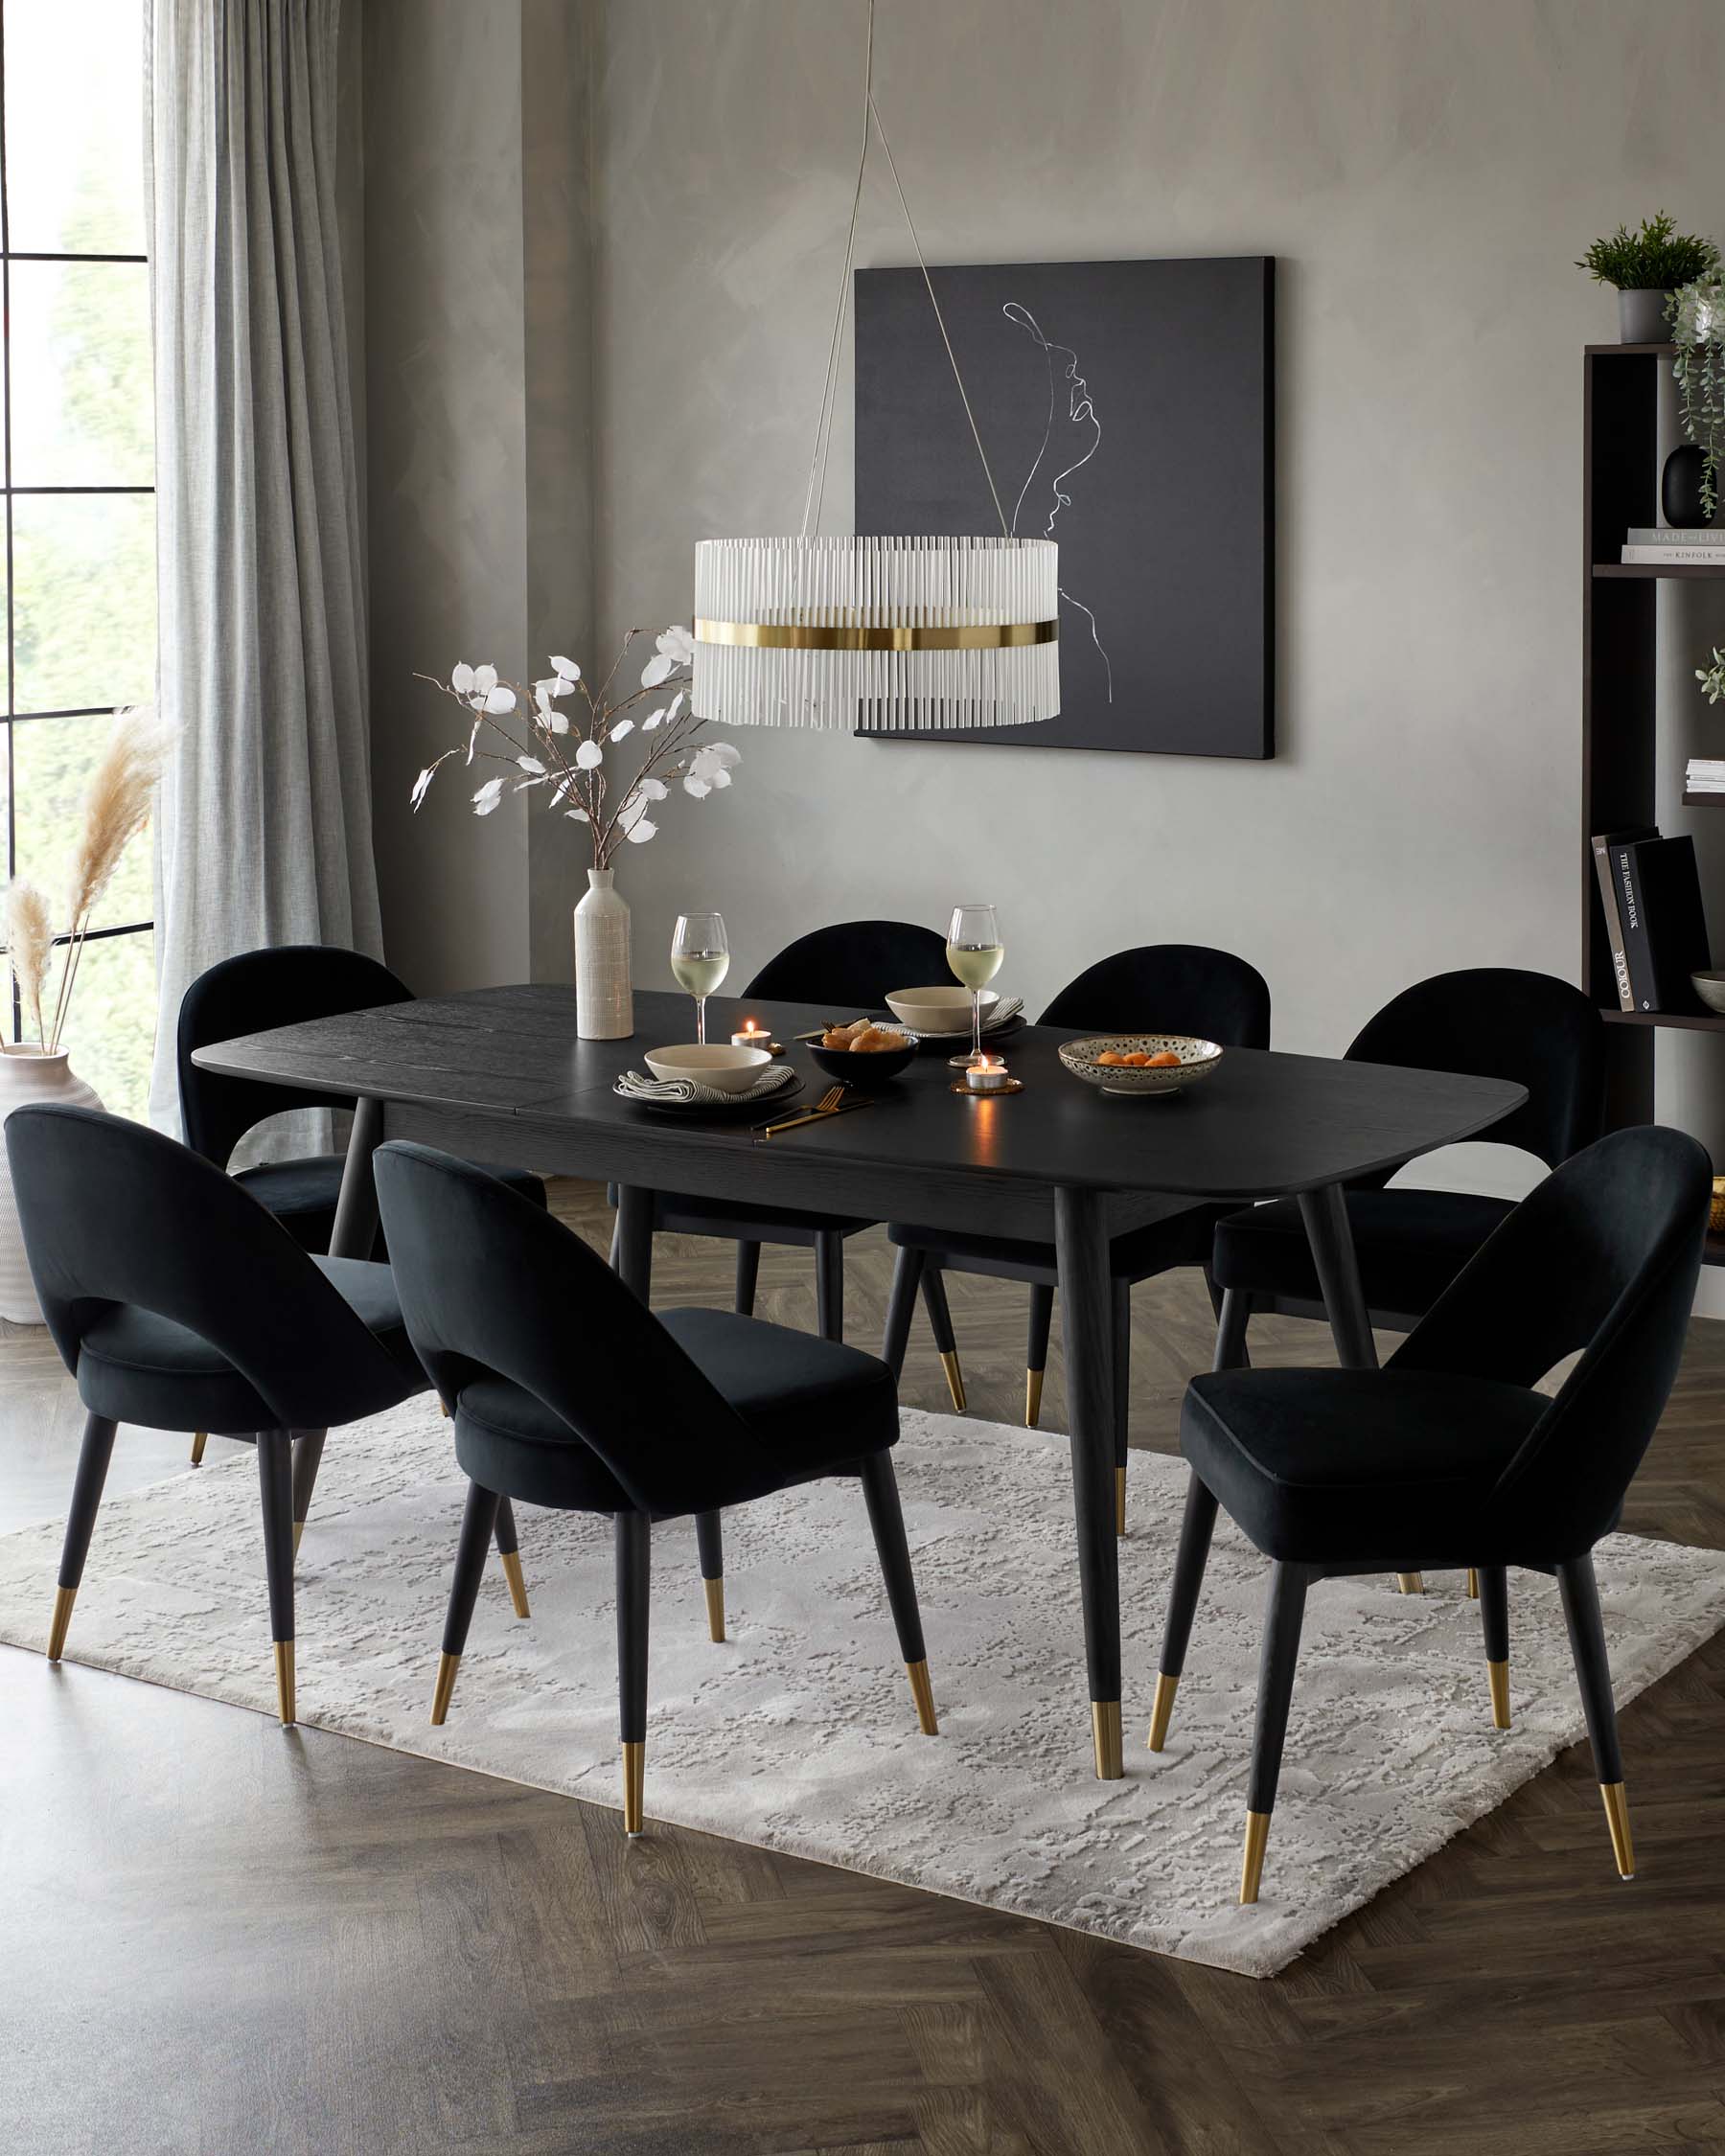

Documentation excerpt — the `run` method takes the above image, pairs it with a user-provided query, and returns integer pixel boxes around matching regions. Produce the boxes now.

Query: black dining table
[195,983,1527,1779]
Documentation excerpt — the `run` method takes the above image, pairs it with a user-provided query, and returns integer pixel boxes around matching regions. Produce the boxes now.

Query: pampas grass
[0,710,175,1058]
[2,881,53,1052]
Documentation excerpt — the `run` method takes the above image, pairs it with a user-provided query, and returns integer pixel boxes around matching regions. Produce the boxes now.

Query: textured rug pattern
[2,1405,1723,1977]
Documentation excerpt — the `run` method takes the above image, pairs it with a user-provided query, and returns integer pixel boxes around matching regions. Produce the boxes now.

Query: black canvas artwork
[853,255,1274,757]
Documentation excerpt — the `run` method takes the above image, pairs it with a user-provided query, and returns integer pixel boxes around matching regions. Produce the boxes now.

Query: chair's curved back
[178,945,414,1167]
[373,1141,777,1516]
[745,920,950,1009]
[1040,945,1272,1049]
[1393,1125,1709,1554]
[1347,969,1603,1173]
[5,1106,408,1429]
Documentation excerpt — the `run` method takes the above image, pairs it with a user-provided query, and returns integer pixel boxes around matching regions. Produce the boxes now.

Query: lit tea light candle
[731,1021,782,1054]
[963,1051,1011,1091]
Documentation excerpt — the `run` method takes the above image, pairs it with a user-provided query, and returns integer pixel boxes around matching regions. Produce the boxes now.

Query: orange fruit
[1122,1052,1151,1067]
[1095,1050,1126,1067]
[1147,1050,1182,1068]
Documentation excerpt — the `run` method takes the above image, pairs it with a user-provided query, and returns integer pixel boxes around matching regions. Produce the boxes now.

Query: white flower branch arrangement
[411,625,739,865]
[3,709,175,1056]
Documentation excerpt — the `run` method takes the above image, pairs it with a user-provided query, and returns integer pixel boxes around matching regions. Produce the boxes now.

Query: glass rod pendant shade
[693,536,1058,732]
[691,0,1060,736]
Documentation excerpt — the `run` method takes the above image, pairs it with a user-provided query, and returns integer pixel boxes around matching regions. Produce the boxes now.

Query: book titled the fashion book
[1592,827,1657,1011]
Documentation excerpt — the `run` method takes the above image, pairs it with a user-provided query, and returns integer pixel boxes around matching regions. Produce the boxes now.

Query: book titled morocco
[1614,835,1711,1013]
[1591,828,1657,1011]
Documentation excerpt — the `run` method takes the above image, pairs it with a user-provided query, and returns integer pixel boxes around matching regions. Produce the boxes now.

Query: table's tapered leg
[1053,1184,1122,1779]
[1296,1181,1376,1370]
[329,1095,385,1260]
[612,1184,655,1300]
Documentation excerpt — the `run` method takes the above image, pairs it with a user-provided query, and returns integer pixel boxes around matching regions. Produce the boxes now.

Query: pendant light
[692,2,1059,734]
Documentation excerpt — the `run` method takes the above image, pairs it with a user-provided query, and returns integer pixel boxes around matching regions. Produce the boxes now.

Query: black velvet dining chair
[1207,966,1604,1589]
[1149,1124,1709,1905]
[6,1104,436,1727]
[614,916,960,1381]
[883,944,1271,1533]
[374,1138,939,1839]
[177,942,547,1486]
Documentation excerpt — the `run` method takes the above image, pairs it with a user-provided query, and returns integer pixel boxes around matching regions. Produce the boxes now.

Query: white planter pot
[0,1047,103,1324]
[574,867,633,1040]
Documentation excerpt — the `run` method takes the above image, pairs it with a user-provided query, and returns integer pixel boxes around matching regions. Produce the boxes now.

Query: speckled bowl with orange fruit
[1057,1033,1224,1098]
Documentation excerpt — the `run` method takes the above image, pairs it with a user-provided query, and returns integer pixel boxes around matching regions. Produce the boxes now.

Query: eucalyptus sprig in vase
[412,624,741,1039]
[0,709,175,1322]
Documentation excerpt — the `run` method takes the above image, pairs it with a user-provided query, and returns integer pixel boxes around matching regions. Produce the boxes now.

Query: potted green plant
[1576,212,1718,343]
[1670,273,1725,519]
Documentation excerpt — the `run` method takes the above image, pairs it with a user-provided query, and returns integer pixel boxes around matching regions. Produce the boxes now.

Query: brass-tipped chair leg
[1024,1366,1045,1428]
[696,1510,724,1641]
[703,1575,725,1643]
[1147,1671,1178,1753]
[1240,1810,1272,1905]
[1466,1568,1480,1598]
[46,1584,77,1663]
[1600,1781,1635,1880]
[1115,1465,1127,1538]
[622,1740,646,1836]
[1396,1573,1424,1594]
[1024,1282,1053,1430]
[907,1657,938,1734]
[916,1264,966,1412]
[1478,1565,1510,1729]
[47,1413,118,1665]
[939,1350,967,1414]
[430,1650,460,1725]
[494,1495,530,1617]
[1092,1700,1122,1778]
[1487,1660,1511,1730]
[273,1640,296,1727]
[190,1431,207,1467]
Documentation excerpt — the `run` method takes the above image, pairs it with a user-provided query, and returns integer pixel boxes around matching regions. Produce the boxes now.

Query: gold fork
[757,1085,846,1138]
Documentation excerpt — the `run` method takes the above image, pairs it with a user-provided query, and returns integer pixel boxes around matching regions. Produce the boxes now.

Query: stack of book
[1687,759,1725,797]
[1622,526,1725,565]
[1591,829,1713,1012]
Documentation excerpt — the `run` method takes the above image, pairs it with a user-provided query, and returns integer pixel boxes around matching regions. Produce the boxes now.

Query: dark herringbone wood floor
[6,1179,1725,2155]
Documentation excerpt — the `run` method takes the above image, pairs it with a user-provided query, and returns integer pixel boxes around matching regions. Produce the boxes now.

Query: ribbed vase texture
[0,1048,103,1323]
[574,869,632,1041]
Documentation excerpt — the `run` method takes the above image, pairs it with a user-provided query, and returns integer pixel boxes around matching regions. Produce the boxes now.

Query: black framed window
[1,0,154,1115]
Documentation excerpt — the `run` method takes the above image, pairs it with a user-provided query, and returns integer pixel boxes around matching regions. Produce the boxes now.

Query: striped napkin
[613,1062,799,1109]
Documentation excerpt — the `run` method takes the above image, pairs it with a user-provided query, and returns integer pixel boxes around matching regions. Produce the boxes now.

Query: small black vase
[1662,444,1715,528]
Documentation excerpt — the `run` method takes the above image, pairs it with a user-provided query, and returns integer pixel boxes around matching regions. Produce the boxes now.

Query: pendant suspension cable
[866,89,1010,540]
[800,0,875,539]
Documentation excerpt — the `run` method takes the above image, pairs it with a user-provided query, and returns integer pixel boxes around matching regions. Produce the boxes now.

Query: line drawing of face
[1001,302,1114,703]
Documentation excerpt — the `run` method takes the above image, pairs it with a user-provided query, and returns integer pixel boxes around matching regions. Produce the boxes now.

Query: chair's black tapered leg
[1024,1280,1054,1428]
[615,1512,651,1836]
[1556,1554,1635,1879]
[695,1507,725,1641]
[493,1495,530,1617]
[1240,1562,1312,1903]
[431,1480,502,1724]
[1212,1287,1254,1373]
[858,1452,936,1734]
[918,1263,966,1412]
[46,1412,118,1661]
[1112,1280,1132,1535]
[1147,1474,1220,1752]
[734,1239,761,1318]
[814,1230,844,1343]
[288,1429,328,1558]
[257,1431,297,1725]
[1478,1564,1510,1728]
[880,1244,926,1379]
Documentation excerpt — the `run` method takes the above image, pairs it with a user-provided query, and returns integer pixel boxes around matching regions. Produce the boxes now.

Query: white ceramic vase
[574,867,633,1040]
[0,1046,103,1324]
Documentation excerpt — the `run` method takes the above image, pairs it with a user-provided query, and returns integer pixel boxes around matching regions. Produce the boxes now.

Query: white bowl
[885,986,1000,1034]
[643,1043,770,1093]
[1693,971,1725,1015]
[1058,1034,1225,1098]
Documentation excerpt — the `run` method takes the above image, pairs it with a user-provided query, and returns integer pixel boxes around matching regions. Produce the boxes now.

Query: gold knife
[757,1093,876,1140]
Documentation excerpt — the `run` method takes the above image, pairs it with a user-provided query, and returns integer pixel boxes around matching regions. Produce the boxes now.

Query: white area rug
[3,1404,1723,1978]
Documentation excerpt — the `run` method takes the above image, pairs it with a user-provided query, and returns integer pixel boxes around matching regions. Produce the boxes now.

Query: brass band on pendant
[694,616,1059,653]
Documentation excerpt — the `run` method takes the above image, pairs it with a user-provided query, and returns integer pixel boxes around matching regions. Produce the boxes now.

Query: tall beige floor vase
[574,869,633,1040]
[0,1048,103,1323]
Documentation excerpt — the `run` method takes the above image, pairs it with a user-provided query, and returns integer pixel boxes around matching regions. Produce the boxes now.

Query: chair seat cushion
[1181,1366,1550,1565]
[452,1307,898,1516]
[608,1184,872,1242]
[889,1204,1222,1284]
[239,1154,547,1252]
[76,1255,426,1434]
[1209,1188,1517,1318]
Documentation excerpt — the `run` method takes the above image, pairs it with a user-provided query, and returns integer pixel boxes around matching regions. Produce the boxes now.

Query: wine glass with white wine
[947,903,1003,1068]
[671,911,729,1045]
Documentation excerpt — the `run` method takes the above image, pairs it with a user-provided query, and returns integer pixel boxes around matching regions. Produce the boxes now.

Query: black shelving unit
[1582,340,1725,1262]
